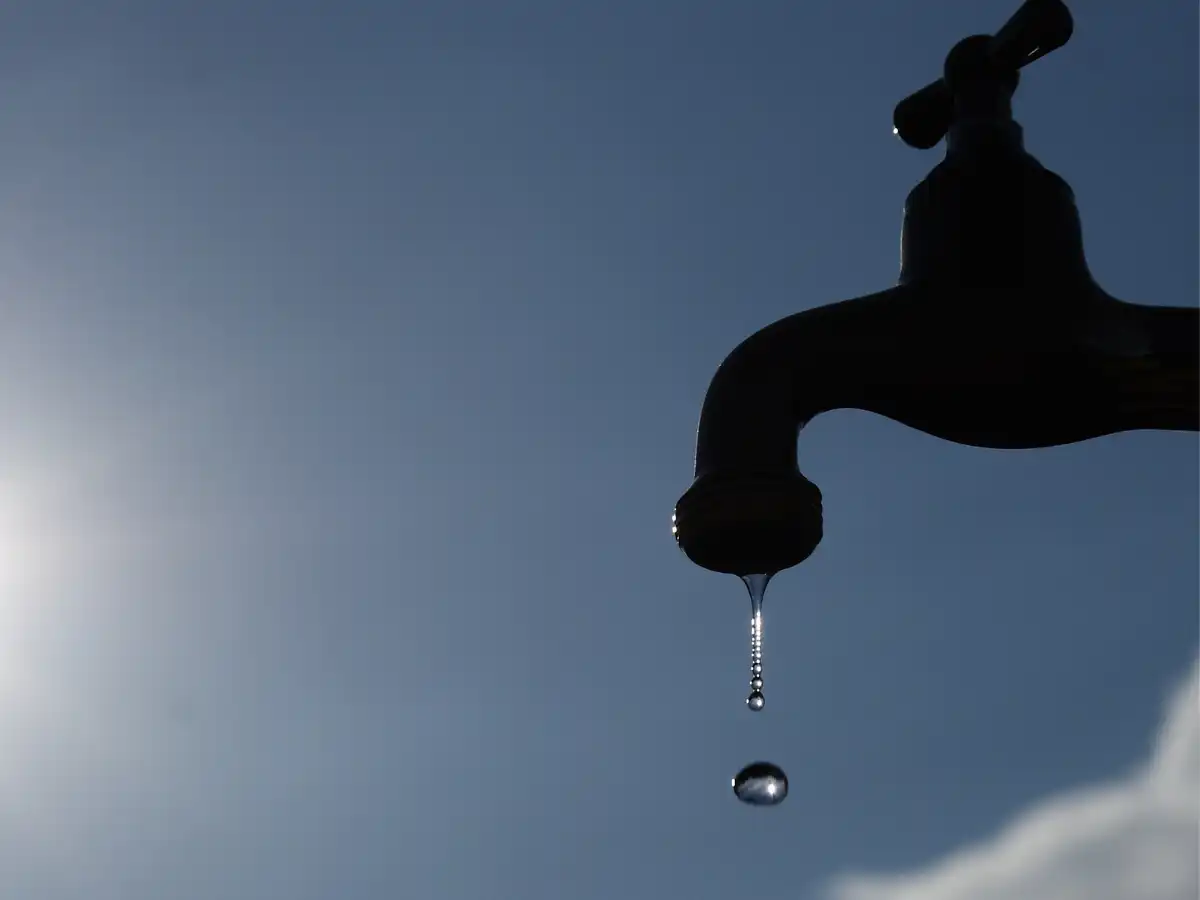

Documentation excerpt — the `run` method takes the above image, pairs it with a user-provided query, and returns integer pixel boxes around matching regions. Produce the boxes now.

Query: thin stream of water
[732,574,789,806]
[741,573,772,711]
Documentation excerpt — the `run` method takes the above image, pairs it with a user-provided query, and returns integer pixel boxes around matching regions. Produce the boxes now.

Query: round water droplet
[746,690,765,711]
[732,761,789,806]
[751,663,762,676]
[750,677,764,690]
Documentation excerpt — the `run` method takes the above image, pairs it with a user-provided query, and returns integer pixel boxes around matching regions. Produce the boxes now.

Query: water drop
[732,761,789,806]
[740,573,773,710]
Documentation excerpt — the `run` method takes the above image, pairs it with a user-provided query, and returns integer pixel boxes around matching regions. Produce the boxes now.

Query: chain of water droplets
[746,610,765,710]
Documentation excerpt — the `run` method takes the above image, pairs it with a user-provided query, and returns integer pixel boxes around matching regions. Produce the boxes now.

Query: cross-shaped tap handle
[892,0,1075,149]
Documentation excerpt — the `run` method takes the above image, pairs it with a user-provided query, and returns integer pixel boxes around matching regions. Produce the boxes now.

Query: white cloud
[824,658,1199,900]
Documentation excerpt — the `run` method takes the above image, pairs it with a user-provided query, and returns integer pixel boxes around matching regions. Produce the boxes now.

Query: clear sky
[0,1,1195,898]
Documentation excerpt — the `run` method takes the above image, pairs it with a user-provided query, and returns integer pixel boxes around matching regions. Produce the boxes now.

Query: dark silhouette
[673,0,1199,577]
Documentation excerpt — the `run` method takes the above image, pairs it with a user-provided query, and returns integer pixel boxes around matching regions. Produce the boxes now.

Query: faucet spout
[673,118,1198,577]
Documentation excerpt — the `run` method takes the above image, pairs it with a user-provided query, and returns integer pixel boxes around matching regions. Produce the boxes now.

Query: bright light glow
[0,508,13,587]
[0,474,61,711]
[0,476,56,596]
[0,487,34,594]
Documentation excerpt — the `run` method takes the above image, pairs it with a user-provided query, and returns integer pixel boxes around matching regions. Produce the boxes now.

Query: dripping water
[731,573,788,806]
[740,573,773,711]
[732,760,789,806]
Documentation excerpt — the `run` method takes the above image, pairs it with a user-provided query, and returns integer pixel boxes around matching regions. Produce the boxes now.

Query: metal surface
[673,0,1199,577]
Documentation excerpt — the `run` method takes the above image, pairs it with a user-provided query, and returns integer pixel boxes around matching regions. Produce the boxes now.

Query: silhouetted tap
[673,0,1198,577]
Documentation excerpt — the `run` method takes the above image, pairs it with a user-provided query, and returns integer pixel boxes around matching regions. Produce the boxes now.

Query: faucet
[672,0,1199,578]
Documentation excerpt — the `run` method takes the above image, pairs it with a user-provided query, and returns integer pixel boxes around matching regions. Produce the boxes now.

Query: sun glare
[0,477,56,597]
[0,495,24,594]
[0,500,28,595]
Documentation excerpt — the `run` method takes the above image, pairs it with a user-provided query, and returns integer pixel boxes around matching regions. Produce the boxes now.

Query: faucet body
[673,24,1199,577]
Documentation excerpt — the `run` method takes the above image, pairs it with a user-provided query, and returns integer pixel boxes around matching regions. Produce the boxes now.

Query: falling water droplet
[740,573,773,711]
[732,761,789,806]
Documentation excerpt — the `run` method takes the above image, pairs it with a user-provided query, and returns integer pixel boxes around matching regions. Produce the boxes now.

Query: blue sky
[0,1,1194,898]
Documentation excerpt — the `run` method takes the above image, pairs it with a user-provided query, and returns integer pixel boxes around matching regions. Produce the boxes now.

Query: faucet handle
[893,0,1074,149]
[989,0,1074,72]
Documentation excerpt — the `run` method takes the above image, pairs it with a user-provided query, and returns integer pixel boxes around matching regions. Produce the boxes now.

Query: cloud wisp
[824,657,1199,900]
